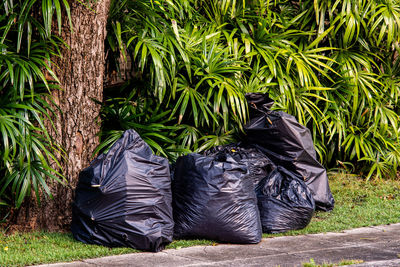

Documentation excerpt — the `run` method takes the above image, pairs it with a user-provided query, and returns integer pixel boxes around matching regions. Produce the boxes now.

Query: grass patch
[302,258,364,266]
[1,173,400,266]
[0,233,213,267]
[264,172,400,237]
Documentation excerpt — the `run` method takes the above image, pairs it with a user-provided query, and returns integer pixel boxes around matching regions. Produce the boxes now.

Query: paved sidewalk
[38,223,400,267]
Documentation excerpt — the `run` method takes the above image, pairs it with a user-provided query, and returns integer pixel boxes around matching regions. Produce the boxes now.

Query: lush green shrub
[0,0,69,210]
[103,0,400,179]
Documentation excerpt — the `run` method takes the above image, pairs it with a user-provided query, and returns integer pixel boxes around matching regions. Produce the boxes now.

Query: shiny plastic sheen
[205,144,274,186]
[244,93,335,211]
[172,153,262,244]
[206,144,315,233]
[71,130,174,252]
[256,166,315,233]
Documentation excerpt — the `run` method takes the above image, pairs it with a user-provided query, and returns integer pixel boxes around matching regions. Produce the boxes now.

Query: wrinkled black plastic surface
[205,143,274,186]
[244,93,335,211]
[172,153,262,244]
[256,166,315,233]
[206,144,315,233]
[71,130,174,252]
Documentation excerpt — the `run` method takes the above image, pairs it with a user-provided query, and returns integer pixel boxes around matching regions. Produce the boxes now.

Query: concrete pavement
[37,223,400,267]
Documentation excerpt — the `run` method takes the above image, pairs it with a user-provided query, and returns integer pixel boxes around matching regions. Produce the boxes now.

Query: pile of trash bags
[244,93,335,212]
[71,93,334,251]
[205,144,316,233]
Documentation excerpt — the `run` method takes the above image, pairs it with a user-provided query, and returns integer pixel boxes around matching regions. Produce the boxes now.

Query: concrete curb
[36,223,400,267]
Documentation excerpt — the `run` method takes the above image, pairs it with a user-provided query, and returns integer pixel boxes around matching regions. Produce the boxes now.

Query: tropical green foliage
[0,0,68,209]
[2,0,398,214]
[103,0,400,179]
[95,83,191,161]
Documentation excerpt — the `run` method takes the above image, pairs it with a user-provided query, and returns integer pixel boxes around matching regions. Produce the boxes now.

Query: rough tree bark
[13,0,111,231]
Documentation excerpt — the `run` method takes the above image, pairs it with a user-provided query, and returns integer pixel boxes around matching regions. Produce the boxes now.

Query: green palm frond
[0,0,67,207]
[101,0,400,179]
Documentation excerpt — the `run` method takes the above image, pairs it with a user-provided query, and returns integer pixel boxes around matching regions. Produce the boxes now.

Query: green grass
[0,233,213,267]
[302,258,364,267]
[1,173,400,267]
[264,172,400,237]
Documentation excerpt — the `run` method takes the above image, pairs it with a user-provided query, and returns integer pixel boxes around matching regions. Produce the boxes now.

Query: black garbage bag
[256,166,315,233]
[172,153,262,244]
[205,143,275,186]
[244,93,334,211]
[71,129,174,252]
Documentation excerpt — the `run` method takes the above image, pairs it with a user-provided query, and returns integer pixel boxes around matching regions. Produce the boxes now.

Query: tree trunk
[12,0,111,231]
